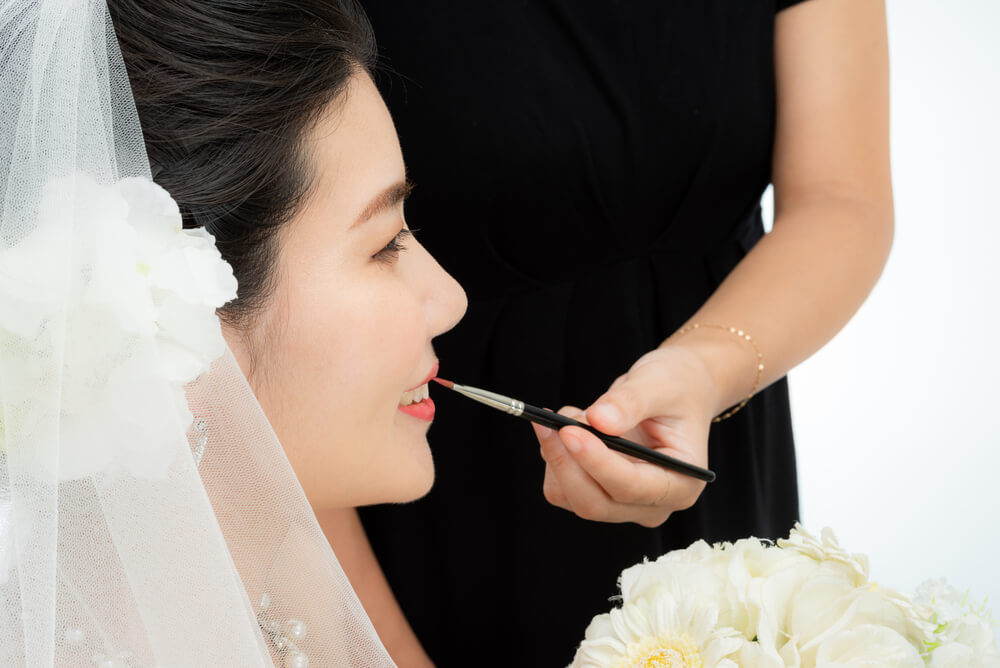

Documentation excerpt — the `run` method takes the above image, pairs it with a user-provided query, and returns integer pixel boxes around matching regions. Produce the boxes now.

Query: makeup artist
[333,1,893,666]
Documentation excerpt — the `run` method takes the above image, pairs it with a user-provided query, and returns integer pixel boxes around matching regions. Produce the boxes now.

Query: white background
[766,0,1000,610]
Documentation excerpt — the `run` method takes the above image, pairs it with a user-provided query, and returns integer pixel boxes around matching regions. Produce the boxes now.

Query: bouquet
[570,524,998,668]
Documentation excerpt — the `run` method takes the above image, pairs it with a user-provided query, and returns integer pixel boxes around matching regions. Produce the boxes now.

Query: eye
[372,228,414,265]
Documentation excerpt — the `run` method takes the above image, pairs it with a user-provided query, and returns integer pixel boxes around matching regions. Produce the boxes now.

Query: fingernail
[537,426,553,439]
[592,403,621,426]
[563,433,581,454]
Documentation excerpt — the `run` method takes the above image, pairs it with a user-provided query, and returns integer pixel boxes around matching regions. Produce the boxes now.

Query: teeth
[399,383,430,406]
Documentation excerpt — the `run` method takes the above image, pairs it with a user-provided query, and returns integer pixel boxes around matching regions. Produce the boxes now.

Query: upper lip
[405,360,439,393]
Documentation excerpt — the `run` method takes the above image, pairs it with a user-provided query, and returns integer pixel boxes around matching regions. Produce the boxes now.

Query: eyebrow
[351,180,413,228]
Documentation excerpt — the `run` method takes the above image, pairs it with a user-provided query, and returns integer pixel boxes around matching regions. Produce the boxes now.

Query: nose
[415,239,467,338]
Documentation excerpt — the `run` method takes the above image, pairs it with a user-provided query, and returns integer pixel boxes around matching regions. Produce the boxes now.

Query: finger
[549,442,675,526]
[540,460,569,510]
[634,508,674,528]
[533,421,579,510]
[543,425,682,525]
[543,427,618,522]
[560,424,706,510]
[537,413,607,513]
[534,421,562,466]
[542,407,687,521]
[585,364,672,435]
[531,420,554,444]
[557,405,586,421]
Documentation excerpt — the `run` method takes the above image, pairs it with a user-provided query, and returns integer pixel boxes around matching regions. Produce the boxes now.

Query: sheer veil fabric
[0,0,394,665]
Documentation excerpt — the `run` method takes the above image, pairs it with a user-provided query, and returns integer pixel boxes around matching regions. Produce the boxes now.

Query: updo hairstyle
[108,0,376,327]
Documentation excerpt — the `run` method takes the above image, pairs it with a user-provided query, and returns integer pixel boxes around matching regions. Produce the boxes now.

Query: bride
[0,0,464,664]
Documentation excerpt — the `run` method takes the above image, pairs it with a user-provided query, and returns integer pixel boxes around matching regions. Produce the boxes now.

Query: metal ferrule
[452,384,525,416]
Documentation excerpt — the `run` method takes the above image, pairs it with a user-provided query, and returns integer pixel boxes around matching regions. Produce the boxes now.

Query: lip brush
[431,378,716,483]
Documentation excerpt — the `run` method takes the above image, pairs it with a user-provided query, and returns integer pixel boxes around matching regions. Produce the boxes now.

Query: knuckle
[614,384,645,418]
[675,489,700,511]
[639,511,671,528]
[577,498,608,522]
[614,484,640,505]
[544,446,569,469]
[609,374,629,390]
[538,440,558,464]
[651,479,672,507]
[543,481,563,506]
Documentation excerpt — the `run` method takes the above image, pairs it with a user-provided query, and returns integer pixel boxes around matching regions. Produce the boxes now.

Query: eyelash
[372,228,414,265]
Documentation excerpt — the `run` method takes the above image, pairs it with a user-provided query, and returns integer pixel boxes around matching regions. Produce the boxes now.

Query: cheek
[270,276,429,507]
[323,282,425,414]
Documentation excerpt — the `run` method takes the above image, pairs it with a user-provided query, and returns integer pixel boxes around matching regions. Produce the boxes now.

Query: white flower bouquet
[570,525,999,668]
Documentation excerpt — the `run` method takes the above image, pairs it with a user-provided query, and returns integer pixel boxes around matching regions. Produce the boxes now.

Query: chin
[386,442,436,503]
[354,473,434,506]
[354,438,435,506]
[396,468,435,503]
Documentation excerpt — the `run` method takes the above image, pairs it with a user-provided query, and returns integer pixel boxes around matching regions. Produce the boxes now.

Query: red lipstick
[398,398,435,421]
[398,361,439,422]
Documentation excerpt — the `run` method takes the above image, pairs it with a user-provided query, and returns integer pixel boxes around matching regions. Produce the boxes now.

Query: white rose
[812,624,923,667]
[778,525,870,587]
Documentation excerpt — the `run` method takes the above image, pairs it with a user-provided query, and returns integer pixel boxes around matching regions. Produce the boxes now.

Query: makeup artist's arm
[315,508,435,668]
[535,0,892,527]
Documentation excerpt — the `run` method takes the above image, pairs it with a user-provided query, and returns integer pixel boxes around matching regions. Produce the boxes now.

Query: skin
[225,74,467,509]
[224,74,466,666]
[536,0,894,527]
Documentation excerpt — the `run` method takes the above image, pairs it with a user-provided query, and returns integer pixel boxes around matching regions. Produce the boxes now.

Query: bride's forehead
[303,76,405,224]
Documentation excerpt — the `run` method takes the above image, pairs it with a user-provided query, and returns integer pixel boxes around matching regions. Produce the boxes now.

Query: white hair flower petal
[0,175,237,481]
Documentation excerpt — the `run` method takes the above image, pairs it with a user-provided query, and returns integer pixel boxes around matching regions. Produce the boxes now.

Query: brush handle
[521,403,716,483]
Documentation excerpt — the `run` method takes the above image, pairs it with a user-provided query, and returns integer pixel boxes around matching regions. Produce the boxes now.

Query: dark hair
[108,0,376,328]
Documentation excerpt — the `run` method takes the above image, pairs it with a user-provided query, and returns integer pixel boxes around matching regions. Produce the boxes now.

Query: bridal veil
[0,0,395,664]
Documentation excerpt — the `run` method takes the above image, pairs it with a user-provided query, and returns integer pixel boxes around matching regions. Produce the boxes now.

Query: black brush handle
[521,403,716,483]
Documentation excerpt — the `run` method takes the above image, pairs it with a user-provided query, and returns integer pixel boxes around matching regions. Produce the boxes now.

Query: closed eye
[372,228,414,265]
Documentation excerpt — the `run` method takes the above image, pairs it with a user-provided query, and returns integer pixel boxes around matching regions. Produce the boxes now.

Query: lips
[398,397,434,421]
[404,360,439,393]
[398,360,438,422]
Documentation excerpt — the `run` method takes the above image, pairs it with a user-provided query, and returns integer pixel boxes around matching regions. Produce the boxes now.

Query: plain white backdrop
[763,0,1000,609]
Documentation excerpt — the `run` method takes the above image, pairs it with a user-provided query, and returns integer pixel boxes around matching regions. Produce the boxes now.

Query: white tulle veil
[0,0,394,665]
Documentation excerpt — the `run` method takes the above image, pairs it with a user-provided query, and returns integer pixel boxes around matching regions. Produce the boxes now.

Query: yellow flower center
[617,632,705,668]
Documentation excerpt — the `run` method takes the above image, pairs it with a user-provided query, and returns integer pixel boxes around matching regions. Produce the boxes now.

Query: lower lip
[398,397,435,421]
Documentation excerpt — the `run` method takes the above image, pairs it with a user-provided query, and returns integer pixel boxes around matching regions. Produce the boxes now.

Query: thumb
[585,371,654,435]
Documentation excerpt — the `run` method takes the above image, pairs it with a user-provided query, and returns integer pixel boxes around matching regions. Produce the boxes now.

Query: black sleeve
[776,0,812,12]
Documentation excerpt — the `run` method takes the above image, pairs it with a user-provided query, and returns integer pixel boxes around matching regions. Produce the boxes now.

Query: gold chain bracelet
[670,323,764,423]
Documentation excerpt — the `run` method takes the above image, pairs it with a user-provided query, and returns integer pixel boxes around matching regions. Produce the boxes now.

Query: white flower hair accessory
[0,175,237,481]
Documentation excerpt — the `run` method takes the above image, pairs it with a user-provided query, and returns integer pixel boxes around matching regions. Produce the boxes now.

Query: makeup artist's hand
[533,345,719,527]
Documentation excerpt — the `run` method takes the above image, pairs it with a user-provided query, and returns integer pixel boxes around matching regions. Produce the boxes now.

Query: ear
[221,320,258,386]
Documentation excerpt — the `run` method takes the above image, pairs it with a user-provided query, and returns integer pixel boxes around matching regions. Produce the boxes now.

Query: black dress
[358,2,807,665]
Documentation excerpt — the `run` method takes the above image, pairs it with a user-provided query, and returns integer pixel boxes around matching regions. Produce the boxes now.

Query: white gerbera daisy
[569,593,744,668]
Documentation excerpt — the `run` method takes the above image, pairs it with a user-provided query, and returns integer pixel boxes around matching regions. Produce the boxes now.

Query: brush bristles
[431,377,454,389]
